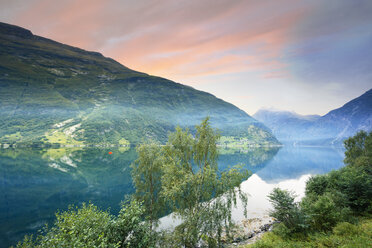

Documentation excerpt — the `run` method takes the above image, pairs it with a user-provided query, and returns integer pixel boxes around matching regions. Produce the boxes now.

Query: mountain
[254,89,372,145]
[253,109,320,143]
[0,22,279,147]
[305,89,372,145]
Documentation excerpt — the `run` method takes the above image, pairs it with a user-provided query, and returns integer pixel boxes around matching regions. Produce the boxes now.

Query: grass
[244,217,372,248]
[44,130,84,145]
[3,131,23,142]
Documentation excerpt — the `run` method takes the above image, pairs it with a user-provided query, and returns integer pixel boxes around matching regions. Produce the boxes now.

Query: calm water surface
[0,146,344,247]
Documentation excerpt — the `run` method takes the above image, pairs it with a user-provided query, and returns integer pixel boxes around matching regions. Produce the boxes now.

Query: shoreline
[224,216,277,247]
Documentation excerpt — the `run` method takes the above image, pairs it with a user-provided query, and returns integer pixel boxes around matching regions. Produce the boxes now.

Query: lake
[0,146,345,247]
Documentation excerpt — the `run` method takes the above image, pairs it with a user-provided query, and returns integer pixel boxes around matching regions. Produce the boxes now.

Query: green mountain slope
[0,22,279,147]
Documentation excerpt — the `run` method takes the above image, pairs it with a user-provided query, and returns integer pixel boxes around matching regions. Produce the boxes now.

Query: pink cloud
[9,0,311,81]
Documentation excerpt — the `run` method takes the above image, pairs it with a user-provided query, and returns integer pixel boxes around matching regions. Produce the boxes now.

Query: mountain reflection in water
[0,145,344,247]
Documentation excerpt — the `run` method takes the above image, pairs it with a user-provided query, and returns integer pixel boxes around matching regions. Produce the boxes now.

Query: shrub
[344,130,372,168]
[323,166,372,213]
[271,223,293,239]
[333,222,360,236]
[301,193,347,232]
[38,203,115,248]
[108,199,156,248]
[306,163,372,215]
[268,188,308,235]
[15,200,156,248]
[305,174,329,196]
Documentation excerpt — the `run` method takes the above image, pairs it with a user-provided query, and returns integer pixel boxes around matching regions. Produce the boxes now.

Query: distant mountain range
[0,22,279,147]
[254,89,372,146]
[253,109,321,143]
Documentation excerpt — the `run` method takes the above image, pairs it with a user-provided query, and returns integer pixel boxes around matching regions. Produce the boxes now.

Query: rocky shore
[225,216,277,247]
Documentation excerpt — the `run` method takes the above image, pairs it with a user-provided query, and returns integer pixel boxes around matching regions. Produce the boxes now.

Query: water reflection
[256,146,344,183]
[160,146,345,229]
[0,148,135,247]
[0,145,343,247]
[160,174,312,230]
[218,146,280,172]
[233,146,344,226]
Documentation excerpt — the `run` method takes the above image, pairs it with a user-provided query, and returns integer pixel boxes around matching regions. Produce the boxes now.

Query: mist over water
[0,146,344,248]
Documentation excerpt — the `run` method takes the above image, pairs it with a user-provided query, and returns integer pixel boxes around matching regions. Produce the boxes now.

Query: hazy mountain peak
[255,89,372,145]
[254,108,320,122]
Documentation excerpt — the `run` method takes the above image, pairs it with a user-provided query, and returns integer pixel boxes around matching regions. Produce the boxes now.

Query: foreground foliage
[245,218,372,248]
[246,131,372,247]
[14,200,156,248]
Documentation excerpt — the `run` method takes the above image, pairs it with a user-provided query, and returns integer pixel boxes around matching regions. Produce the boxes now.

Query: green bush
[332,222,360,236]
[305,174,329,196]
[306,163,372,215]
[344,130,372,168]
[271,223,293,239]
[268,188,308,235]
[107,199,156,248]
[302,192,349,232]
[14,200,156,248]
[332,166,372,213]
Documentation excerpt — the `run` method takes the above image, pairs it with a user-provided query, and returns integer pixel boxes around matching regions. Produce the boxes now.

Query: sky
[1,0,372,116]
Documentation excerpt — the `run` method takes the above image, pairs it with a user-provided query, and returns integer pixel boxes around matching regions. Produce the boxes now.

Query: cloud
[6,0,307,80]
[101,0,309,81]
[0,0,371,115]
[284,0,372,99]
